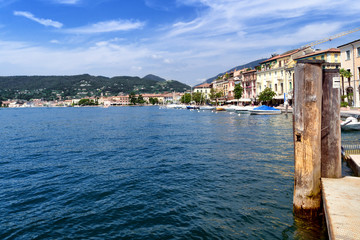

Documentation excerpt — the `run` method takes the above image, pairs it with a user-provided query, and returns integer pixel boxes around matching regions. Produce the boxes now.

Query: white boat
[249,105,281,115]
[224,105,237,112]
[199,106,215,110]
[341,117,360,131]
[235,106,254,113]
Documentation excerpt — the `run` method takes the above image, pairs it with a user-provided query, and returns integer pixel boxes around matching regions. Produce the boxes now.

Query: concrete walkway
[322,177,360,240]
[347,155,360,176]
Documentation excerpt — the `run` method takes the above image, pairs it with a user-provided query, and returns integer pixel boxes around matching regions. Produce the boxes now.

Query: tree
[149,97,159,105]
[234,83,244,100]
[180,93,191,104]
[210,88,224,106]
[192,92,205,104]
[129,91,137,105]
[137,94,145,104]
[340,68,353,96]
[78,98,97,106]
[258,87,276,105]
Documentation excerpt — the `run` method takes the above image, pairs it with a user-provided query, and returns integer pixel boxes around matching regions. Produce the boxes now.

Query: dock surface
[347,155,360,176]
[322,177,360,240]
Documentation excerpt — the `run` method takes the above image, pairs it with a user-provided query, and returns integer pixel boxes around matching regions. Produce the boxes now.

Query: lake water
[0,106,341,239]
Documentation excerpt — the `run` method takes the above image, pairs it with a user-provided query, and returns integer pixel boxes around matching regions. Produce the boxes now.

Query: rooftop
[293,48,340,60]
[338,39,360,48]
[261,49,299,64]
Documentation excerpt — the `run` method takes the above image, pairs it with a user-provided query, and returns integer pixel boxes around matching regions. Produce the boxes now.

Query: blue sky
[1,0,360,86]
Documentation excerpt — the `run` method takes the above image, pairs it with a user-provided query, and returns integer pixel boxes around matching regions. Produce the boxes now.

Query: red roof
[194,83,211,88]
[261,49,299,63]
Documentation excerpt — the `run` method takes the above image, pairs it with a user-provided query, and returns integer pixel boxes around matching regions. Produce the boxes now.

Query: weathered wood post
[321,68,341,178]
[293,60,323,217]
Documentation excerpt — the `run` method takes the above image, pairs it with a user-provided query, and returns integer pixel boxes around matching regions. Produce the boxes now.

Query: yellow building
[256,48,340,104]
[293,48,340,68]
[193,83,212,100]
[256,49,312,103]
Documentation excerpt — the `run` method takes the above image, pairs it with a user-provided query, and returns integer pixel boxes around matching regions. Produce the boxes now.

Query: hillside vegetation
[0,74,190,101]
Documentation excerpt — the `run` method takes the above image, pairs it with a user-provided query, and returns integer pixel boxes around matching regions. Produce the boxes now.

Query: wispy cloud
[3,0,360,85]
[52,0,80,4]
[64,20,145,34]
[14,11,63,28]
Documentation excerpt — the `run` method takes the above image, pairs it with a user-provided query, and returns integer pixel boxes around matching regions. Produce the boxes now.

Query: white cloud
[13,11,63,28]
[52,0,80,4]
[3,0,360,85]
[64,20,145,34]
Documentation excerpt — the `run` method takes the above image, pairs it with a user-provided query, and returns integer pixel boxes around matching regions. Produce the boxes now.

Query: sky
[1,0,360,86]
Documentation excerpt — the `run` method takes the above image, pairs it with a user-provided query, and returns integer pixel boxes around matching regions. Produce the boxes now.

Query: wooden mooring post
[293,60,323,217]
[293,60,341,218]
[321,69,341,178]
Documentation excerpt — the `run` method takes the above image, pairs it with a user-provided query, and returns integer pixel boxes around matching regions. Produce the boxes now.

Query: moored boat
[235,106,254,113]
[249,105,281,115]
[215,107,226,111]
[341,117,360,131]
[187,105,200,110]
[199,106,215,110]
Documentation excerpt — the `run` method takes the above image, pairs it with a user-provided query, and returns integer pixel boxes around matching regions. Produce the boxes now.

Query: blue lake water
[0,106,338,239]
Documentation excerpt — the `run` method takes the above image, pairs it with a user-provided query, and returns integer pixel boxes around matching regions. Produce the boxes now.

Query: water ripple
[0,107,327,239]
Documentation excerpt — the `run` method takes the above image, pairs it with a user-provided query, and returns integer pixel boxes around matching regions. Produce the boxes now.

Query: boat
[249,105,281,115]
[341,117,360,131]
[215,107,226,111]
[199,106,215,110]
[235,106,254,113]
[224,105,238,112]
[187,105,200,110]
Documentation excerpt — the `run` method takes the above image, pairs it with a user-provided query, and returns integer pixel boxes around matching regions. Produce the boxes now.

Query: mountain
[202,58,267,84]
[0,74,190,101]
[142,74,166,82]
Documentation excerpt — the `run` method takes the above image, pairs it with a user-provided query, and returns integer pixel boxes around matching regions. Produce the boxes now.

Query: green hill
[0,74,190,101]
[142,74,166,82]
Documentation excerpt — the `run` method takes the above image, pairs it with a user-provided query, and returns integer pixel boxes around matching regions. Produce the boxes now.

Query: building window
[289,82,292,90]
[313,57,316,60]
[346,50,351,60]
[279,61,282,67]
[335,54,338,62]
[358,47,360,57]
[321,55,325,60]
[269,72,271,77]
[275,84,278,92]
[281,83,284,94]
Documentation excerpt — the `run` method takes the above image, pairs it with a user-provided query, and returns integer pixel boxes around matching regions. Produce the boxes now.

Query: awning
[240,98,251,102]
[274,96,284,100]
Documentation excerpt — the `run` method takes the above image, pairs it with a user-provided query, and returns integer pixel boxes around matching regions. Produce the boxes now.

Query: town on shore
[1,38,360,109]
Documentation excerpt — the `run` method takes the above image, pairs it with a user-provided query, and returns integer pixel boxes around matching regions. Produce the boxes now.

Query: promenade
[322,130,360,239]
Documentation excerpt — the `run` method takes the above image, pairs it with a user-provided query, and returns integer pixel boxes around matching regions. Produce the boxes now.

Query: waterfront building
[338,39,360,107]
[293,48,340,68]
[241,69,257,102]
[212,71,237,103]
[257,48,314,104]
[193,83,212,100]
